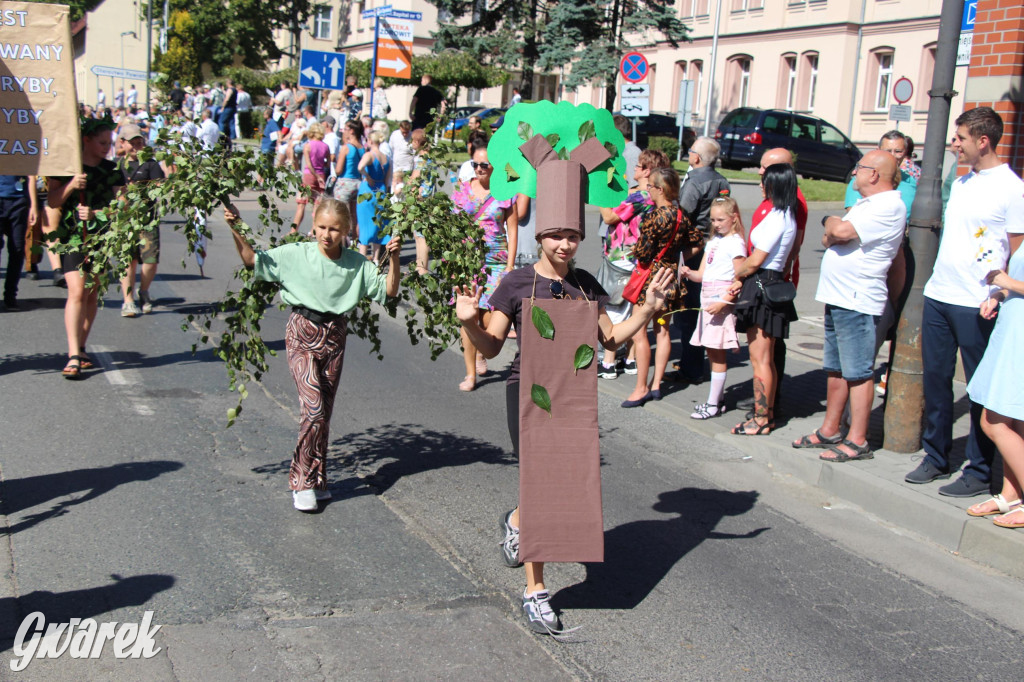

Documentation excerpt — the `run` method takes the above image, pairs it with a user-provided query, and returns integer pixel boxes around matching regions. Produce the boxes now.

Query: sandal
[819,439,874,462]
[967,494,1022,518]
[731,418,772,436]
[992,507,1024,529]
[79,348,94,370]
[690,402,725,420]
[458,376,475,392]
[793,429,843,449]
[62,356,83,380]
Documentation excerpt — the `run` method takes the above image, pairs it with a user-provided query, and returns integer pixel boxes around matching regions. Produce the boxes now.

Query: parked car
[616,112,697,153]
[444,107,505,139]
[714,107,861,182]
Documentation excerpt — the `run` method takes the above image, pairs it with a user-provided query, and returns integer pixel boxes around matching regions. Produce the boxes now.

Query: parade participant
[620,167,690,408]
[0,174,37,309]
[451,141,518,391]
[356,130,391,262]
[371,78,390,119]
[680,196,747,419]
[290,122,330,234]
[46,118,125,379]
[333,120,364,240]
[456,121,674,634]
[218,79,237,148]
[389,121,414,190]
[728,163,799,435]
[116,124,165,317]
[407,128,436,274]
[224,199,400,511]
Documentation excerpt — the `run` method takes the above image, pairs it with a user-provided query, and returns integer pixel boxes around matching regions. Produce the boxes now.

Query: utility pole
[883,0,964,452]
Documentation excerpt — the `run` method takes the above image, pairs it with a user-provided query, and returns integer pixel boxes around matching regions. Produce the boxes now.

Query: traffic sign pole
[369,17,379,117]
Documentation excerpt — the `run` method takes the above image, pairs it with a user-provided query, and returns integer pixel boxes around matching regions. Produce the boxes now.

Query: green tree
[539,0,689,110]
[22,0,102,22]
[153,10,202,85]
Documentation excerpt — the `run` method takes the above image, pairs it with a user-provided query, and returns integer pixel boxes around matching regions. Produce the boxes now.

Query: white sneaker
[292,489,318,511]
[315,488,332,501]
[522,589,561,634]
[121,300,141,317]
[138,290,153,314]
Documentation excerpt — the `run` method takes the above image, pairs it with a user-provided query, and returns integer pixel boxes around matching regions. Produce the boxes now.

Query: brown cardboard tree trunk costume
[516,134,611,564]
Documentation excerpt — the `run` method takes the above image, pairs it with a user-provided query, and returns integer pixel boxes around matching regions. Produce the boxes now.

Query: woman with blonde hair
[290,121,331,234]
[356,130,392,262]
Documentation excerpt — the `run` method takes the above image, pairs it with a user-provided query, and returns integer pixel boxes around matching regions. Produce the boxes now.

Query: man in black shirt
[409,74,444,131]
[117,124,166,316]
[169,80,186,114]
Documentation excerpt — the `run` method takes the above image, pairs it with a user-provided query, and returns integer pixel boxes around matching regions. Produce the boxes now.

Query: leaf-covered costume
[452,181,515,309]
[53,160,124,243]
[630,204,694,308]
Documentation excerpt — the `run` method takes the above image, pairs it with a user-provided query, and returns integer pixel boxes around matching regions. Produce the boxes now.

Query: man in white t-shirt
[905,107,1024,496]
[794,150,905,461]
[197,109,220,150]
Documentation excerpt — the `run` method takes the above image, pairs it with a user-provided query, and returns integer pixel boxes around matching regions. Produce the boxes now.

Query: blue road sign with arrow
[298,49,346,89]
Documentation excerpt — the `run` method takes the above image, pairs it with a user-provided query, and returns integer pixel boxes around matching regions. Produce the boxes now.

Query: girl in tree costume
[454,103,674,635]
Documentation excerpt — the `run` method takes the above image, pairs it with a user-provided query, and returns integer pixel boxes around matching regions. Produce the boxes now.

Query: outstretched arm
[224,204,255,268]
[455,285,511,358]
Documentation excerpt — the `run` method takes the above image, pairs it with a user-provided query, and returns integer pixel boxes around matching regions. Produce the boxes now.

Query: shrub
[647,135,679,161]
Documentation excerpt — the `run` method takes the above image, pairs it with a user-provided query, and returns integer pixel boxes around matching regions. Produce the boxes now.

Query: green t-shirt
[253,242,389,314]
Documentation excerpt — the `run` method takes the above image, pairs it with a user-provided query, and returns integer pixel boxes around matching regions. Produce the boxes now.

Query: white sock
[707,371,727,409]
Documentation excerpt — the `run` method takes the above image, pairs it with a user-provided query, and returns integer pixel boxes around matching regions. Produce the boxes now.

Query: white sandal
[966,494,1021,518]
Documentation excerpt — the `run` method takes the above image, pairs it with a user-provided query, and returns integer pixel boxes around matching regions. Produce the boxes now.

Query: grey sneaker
[522,589,561,635]
[121,300,142,317]
[938,475,989,498]
[500,510,522,567]
[904,460,951,484]
[139,290,154,314]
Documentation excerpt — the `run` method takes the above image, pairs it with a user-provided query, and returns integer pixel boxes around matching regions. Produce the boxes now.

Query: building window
[918,43,936,109]
[731,0,748,11]
[724,55,753,111]
[806,54,818,110]
[874,51,893,111]
[468,88,481,105]
[313,6,332,40]
[690,60,703,112]
[780,54,797,110]
[680,0,693,18]
[739,58,751,107]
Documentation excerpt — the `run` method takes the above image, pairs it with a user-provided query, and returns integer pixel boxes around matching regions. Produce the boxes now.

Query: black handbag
[756,275,796,305]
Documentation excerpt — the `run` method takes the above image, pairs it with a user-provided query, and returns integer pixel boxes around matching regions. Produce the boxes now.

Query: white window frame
[739,58,751,107]
[807,54,819,111]
[313,6,332,41]
[875,52,893,111]
[692,61,703,111]
[784,56,797,110]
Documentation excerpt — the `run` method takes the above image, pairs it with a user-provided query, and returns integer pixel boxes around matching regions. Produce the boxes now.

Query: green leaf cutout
[578,120,596,143]
[531,305,555,340]
[556,147,570,161]
[607,167,617,187]
[531,384,552,418]
[517,121,535,142]
[545,133,561,149]
[603,141,619,159]
[573,344,595,374]
[505,163,520,182]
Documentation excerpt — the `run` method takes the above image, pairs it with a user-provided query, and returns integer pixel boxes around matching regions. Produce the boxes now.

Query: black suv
[714,108,861,182]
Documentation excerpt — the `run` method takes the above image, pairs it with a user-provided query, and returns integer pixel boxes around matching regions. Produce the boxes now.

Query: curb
[596,377,1024,580]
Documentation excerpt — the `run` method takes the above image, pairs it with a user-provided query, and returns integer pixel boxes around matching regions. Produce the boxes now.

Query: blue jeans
[921,296,995,481]
[0,195,28,300]
[218,107,236,139]
[822,304,878,381]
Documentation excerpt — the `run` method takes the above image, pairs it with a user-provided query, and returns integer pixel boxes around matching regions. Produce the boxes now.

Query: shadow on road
[552,487,768,611]
[0,461,184,535]
[0,574,176,648]
[252,423,515,495]
[0,352,69,377]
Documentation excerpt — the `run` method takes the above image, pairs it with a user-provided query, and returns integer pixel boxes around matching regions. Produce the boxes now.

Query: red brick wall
[964,0,1024,174]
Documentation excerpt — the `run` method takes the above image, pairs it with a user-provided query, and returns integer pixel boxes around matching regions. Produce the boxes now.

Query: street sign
[389,9,422,21]
[962,0,977,31]
[957,0,976,67]
[376,17,413,79]
[892,77,913,104]
[298,49,346,89]
[361,4,392,19]
[888,104,912,122]
[619,52,648,84]
[621,97,650,117]
[676,79,694,128]
[621,83,650,98]
[90,65,152,81]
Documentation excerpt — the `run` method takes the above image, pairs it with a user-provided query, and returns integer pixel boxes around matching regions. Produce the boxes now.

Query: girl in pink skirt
[680,196,748,419]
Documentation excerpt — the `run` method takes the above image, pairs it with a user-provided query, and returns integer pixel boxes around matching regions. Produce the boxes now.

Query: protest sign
[0,1,80,175]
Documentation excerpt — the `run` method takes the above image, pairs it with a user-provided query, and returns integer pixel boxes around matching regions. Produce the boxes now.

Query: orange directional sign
[376,17,413,79]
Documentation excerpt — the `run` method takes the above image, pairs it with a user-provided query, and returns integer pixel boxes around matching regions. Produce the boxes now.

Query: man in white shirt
[114,87,124,109]
[905,107,1024,496]
[126,84,138,108]
[197,109,220,150]
[794,151,906,461]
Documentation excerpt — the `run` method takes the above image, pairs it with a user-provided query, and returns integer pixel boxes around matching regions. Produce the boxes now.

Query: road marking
[91,345,155,416]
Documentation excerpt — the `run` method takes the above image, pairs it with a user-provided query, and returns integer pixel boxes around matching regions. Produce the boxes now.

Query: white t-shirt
[703,233,747,283]
[274,88,291,119]
[458,159,475,184]
[324,131,340,158]
[389,130,414,171]
[198,119,220,150]
[750,208,797,272]
[816,190,906,316]
[923,164,1024,307]
[126,87,137,106]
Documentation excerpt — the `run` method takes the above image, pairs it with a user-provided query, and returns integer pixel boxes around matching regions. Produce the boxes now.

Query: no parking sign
[620,52,649,84]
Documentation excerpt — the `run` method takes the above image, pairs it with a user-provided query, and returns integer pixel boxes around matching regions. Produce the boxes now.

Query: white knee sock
[707,371,727,409]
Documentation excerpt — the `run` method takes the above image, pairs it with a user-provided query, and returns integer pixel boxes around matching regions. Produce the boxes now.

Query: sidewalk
[572,318,1024,579]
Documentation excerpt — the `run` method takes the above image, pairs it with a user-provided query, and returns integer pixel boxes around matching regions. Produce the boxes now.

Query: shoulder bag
[622,209,682,304]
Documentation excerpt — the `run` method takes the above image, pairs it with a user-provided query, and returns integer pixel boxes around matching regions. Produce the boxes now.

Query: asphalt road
[1,190,1022,680]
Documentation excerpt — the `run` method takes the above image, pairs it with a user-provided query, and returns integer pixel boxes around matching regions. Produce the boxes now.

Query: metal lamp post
[120,30,136,97]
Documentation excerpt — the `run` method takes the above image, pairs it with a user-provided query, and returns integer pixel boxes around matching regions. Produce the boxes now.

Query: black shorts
[506,381,520,461]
